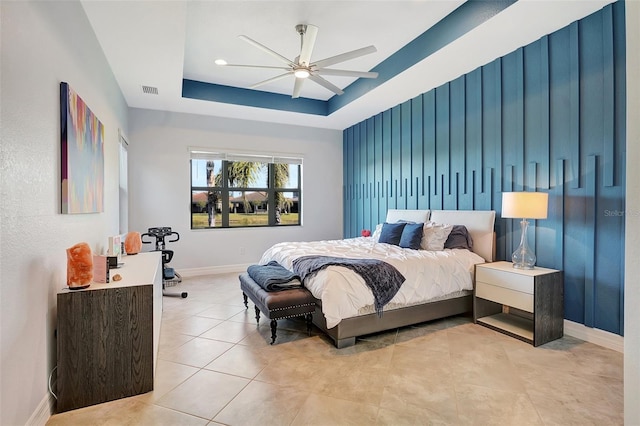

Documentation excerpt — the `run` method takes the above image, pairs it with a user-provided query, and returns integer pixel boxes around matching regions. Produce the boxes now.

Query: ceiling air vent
[141,85,158,95]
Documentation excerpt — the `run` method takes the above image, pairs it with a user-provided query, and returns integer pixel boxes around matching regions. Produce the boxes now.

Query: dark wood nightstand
[474,261,563,346]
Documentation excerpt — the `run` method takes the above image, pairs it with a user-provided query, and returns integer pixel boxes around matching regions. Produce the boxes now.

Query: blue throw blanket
[247,261,302,292]
[292,256,406,317]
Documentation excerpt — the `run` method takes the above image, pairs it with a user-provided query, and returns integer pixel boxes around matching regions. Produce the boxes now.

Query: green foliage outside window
[190,155,301,229]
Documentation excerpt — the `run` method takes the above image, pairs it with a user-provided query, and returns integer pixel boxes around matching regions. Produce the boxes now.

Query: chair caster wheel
[181,292,188,298]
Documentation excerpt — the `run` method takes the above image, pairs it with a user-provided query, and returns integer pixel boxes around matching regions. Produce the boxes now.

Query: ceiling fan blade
[308,74,344,96]
[292,77,305,99]
[298,24,318,66]
[221,64,291,71]
[312,45,377,69]
[239,35,295,67]
[316,69,379,79]
[249,72,293,89]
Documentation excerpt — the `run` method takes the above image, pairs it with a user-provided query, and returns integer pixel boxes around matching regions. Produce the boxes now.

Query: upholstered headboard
[430,210,496,262]
[383,209,495,262]
[385,209,430,224]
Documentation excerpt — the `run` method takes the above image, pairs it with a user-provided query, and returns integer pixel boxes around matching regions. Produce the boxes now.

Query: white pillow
[371,223,383,242]
[421,222,453,250]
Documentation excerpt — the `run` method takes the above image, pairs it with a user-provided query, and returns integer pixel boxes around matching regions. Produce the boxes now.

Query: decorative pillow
[421,222,453,251]
[378,222,407,245]
[444,225,474,250]
[399,223,424,250]
[371,223,383,242]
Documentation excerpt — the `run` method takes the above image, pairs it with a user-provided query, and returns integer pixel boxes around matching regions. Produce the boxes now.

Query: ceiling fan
[217,24,379,99]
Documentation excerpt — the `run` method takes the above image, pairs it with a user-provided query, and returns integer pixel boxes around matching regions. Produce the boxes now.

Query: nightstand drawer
[476,282,534,312]
[476,267,533,294]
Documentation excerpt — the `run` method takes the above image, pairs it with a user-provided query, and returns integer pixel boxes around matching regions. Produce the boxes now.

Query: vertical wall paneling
[351,123,363,235]
[528,162,538,260]
[450,76,466,209]
[613,0,626,334]
[540,37,551,190]
[465,69,482,211]
[374,115,384,225]
[423,91,436,209]
[344,127,353,236]
[411,96,423,210]
[523,37,549,190]
[435,84,450,209]
[503,165,515,261]
[342,2,625,335]
[554,159,566,272]
[501,48,525,192]
[602,5,615,187]
[366,118,375,231]
[360,121,367,233]
[569,22,581,189]
[401,100,414,209]
[585,155,598,327]
[391,106,401,208]
[382,110,392,215]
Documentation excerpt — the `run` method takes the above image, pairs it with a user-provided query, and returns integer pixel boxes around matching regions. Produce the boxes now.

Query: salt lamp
[124,232,142,255]
[66,242,93,289]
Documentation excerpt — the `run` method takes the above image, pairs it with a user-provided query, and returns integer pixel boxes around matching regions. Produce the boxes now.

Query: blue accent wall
[342,2,626,335]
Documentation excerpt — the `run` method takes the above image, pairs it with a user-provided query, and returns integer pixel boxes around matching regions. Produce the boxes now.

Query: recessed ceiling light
[215,59,227,66]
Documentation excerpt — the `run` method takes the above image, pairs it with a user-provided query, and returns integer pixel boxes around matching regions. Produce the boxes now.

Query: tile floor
[47,273,623,425]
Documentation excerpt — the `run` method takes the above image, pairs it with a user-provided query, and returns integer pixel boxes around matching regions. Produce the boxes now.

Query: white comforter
[259,237,485,329]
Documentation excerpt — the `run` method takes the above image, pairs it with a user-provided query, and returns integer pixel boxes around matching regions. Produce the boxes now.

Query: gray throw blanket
[292,256,406,317]
[247,261,302,291]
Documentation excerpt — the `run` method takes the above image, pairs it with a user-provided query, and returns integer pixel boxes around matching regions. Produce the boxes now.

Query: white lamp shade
[502,192,548,219]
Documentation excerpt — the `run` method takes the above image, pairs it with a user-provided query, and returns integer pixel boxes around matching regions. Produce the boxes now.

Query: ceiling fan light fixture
[231,24,377,97]
[294,68,310,79]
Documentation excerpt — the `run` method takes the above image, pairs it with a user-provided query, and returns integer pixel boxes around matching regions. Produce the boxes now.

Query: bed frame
[312,209,496,348]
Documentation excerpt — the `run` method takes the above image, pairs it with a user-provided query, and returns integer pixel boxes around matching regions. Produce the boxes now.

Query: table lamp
[501,192,549,269]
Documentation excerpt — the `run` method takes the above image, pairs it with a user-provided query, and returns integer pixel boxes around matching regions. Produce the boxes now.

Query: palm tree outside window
[190,150,301,229]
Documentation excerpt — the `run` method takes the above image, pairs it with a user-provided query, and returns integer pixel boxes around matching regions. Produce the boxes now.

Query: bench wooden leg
[270,319,277,344]
[242,292,248,309]
[254,306,260,324]
[305,313,312,335]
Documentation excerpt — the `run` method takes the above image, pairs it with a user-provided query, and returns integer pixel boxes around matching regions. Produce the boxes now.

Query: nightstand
[474,261,563,346]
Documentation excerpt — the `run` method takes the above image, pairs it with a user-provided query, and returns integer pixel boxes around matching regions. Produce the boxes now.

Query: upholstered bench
[239,273,315,344]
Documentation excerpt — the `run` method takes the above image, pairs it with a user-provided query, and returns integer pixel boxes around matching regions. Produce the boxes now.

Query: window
[190,150,302,229]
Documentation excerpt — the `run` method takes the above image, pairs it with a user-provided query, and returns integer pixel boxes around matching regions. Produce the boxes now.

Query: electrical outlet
[239,247,246,255]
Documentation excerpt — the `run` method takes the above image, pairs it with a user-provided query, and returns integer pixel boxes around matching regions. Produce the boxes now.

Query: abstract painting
[60,82,104,214]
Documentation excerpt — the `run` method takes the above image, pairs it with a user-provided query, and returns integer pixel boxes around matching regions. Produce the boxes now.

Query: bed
[258,209,496,348]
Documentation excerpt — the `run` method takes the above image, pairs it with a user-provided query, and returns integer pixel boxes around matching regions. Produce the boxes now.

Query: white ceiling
[81,0,615,131]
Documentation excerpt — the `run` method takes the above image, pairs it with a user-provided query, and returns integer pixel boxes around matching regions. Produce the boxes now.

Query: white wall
[624,0,640,423]
[127,109,343,271]
[0,2,128,425]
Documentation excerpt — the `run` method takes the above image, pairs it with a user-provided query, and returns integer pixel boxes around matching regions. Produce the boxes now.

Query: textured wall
[0,2,128,424]
[343,2,625,335]
[127,109,343,270]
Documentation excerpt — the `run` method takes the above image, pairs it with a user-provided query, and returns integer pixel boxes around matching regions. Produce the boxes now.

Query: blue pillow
[378,222,407,245]
[399,223,424,249]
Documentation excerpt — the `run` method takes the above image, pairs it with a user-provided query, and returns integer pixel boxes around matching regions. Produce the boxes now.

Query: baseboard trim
[564,320,623,353]
[177,263,252,278]
[26,393,54,426]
